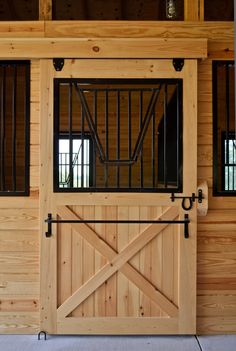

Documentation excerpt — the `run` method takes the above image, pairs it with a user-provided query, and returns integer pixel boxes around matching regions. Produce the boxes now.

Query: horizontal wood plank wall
[0,60,40,334]
[0,20,234,334]
[197,57,236,335]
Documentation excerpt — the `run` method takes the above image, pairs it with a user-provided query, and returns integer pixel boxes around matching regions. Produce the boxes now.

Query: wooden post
[184,0,200,21]
[39,0,52,20]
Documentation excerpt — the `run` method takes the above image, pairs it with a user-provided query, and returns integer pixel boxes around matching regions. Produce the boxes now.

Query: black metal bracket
[45,213,52,237]
[173,58,184,72]
[170,189,203,211]
[38,331,47,341]
[53,58,64,71]
[45,213,190,239]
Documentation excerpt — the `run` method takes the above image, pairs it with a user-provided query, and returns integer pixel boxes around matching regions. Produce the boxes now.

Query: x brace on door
[44,206,188,319]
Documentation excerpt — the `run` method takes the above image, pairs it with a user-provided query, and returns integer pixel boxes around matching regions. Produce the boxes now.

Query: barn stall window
[54,79,183,193]
[0,61,30,196]
[213,61,235,195]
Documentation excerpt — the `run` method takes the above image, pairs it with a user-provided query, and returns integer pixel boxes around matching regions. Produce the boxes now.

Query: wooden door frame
[40,58,197,334]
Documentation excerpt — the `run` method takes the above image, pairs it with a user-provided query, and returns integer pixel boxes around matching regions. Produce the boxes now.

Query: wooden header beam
[0,38,207,59]
[0,21,233,40]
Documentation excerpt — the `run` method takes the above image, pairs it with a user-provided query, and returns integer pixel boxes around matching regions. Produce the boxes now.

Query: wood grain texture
[0,38,207,59]
[45,21,234,40]
[0,22,44,37]
[0,312,39,334]
[184,0,199,20]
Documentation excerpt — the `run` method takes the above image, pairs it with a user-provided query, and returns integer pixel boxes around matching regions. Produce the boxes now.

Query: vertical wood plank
[117,206,129,317]
[39,59,56,333]
[105,206,117,317]
[199,0,204,21]
[94,206,106,317]
[71,206,83,317]
[39,0,52,20]
[139,206,151,317]
[82,206,95,317]
[128,206,140,317]
[162,222,174,305]
[178,59,198,333]
[184,0,200,20]
[150,206,163,317]
[57,222,72,308]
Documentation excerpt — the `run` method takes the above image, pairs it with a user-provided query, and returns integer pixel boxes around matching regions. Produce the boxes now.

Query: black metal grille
[0,61,30,196]
[54,79,183,193]
[213,61,235,195]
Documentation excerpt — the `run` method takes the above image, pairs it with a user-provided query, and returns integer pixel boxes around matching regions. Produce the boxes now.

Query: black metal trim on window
[54,78,183,193]
[0,61,30,196]
[213,60,235,196]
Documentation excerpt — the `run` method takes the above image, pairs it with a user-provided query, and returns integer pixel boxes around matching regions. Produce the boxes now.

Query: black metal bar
[176,83,180,188]
[116,90,120,187]
[73,83,106,161]
[93,90,97,188]
[45,213,52,237]
[164,84,167,188]
[69,82,73,188]
[105,90,109,187]
[140,90,143,188]
[226,63,230,189]
[184,214,189,238]
[128,91,132,187]
[0,66,6,191]
[81,96,84,188]
[47,219,190,224]
[132,89,160,161]
[12,64,17,191]
[45,213,190,238]
[152,104,155,187]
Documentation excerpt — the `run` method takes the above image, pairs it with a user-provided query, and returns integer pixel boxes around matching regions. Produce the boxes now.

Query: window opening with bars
[0,61,30,196]
[54,79,183,192]
[213,61,235,195]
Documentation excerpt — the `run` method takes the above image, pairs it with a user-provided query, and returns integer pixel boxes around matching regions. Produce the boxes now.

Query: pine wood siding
[0,60,40,334]
[0,18,234,334]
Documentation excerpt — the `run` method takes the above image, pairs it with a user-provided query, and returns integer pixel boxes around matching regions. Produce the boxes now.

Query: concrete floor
[0,335,236,351]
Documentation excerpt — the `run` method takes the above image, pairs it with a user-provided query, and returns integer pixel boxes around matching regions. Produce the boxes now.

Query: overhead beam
[0,38,207,59]
[0,21,233,41]
[44,21,234,40]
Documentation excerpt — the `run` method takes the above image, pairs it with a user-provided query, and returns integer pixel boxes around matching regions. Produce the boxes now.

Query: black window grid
[53,78,183,193]
[213,60,235,196]
[0,61,30,196]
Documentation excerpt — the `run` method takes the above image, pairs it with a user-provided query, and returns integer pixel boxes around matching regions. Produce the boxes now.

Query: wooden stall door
[40,59,197,334]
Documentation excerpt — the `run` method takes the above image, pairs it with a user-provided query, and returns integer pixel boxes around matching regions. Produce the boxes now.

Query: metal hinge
[173,58,184,72]
[53,58,64,71]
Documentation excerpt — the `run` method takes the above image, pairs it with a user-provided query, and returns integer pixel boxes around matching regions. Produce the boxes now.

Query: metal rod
[132,89,160,161]
[69,82,73,188]
[152,105,155,187]
[128,90,132,187]
[226,64,230,189]
[93,90,97,188]
[74,83,106,161]
[0,67,6,191]
[46,218,190,225]
[81,98,84,188]
[140,90,143,188]
[116,90,120,187]
[176,83,180,188]
[105,90,109,187]
[12,64,17,191]
[164,84,167,188]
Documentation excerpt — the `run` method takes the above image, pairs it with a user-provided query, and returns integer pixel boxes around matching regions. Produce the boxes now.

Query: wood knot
[92,46,100,53]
